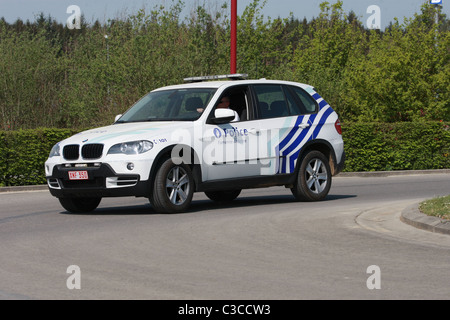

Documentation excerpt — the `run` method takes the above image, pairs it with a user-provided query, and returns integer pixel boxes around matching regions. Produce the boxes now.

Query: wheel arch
[296,139,339,176]
[148,144,203,193]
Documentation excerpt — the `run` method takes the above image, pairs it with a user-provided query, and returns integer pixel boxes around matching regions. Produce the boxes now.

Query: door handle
[248,128,260,135]
[298,123,310,129]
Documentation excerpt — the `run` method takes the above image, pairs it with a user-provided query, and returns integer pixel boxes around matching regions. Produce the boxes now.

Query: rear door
[251,83,319,175]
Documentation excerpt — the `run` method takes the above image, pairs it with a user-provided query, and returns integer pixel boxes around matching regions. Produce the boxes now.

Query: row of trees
[0,0,448,130]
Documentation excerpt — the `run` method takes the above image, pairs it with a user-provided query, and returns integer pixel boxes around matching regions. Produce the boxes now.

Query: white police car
[45,74,345,213]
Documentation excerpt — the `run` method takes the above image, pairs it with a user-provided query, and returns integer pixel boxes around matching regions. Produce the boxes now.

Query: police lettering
[222,127,249,138]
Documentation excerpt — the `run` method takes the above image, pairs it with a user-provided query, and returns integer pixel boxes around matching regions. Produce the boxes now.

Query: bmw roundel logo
[213,128,222,138]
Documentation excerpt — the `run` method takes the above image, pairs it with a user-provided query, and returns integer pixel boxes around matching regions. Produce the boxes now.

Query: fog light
[127,163,135,171]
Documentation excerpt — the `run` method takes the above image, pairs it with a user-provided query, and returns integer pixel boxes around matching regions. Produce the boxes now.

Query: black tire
[204,189,241,202]
[59,197,101,213]
[291,150,331,201]
[150,158,194,213]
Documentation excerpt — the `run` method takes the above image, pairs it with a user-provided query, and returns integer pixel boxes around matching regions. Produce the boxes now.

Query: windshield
[116,88,216,122]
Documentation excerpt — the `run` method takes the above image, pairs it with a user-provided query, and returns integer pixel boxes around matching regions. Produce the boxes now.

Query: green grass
[419,195,450,220]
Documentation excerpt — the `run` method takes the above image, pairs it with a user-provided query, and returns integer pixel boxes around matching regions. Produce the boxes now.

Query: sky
[0,0,448,29]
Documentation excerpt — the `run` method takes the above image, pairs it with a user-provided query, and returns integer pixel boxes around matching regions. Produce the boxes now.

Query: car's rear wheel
[291,150,331,201]
[205,189,241,202]
[59,197,102,213]
[150,158,194,213]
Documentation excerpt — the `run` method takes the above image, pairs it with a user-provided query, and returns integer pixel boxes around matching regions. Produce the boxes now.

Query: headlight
[107,140,153,155]
[49,143,61,157]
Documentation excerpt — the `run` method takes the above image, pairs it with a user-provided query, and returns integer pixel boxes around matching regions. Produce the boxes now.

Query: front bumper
[46,163,149,198]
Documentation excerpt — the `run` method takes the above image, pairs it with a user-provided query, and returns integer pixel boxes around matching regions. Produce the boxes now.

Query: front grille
[63,144,104,160]
[63,145,79,160]
[82,144,104,159]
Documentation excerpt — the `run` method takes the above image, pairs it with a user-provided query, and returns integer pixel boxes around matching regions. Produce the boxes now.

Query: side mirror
[114,114,122,123]
[210,109,235,124]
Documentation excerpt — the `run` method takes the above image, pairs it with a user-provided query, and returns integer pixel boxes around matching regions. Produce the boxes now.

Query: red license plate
[68,171,89,180]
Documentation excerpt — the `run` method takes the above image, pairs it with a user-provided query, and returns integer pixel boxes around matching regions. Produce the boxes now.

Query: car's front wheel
[150,158,194,213]
[59,197,102,213]
[291,150,331,201]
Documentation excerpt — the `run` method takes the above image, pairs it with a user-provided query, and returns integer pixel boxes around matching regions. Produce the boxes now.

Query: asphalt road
[0,173,449,300]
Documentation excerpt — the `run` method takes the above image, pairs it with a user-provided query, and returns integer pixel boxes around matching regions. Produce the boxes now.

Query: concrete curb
[400,202,450,236]
[0,184,48,193]
[339,169,450,177]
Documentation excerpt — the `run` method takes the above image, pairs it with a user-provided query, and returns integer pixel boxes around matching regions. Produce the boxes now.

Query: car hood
[61,121,193,146]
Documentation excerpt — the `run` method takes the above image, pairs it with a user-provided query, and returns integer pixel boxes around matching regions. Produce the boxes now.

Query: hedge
[0,122,449,186]
[342,122,450,172]
[0,128,79,186]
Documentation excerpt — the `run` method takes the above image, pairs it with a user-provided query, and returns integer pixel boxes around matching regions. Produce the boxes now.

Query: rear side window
[253,84,318,119]
[289,86,317,114]
[283,86,302,115]
[253,84,289,119]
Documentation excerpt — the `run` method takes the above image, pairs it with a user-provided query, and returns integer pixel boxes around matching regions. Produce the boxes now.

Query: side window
[227,86,250,121]
[208,86,250,122]
[290,86,318,114]
[253,85,289,119]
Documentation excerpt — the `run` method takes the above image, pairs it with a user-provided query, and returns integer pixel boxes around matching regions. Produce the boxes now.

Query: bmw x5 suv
[45,74,345,213]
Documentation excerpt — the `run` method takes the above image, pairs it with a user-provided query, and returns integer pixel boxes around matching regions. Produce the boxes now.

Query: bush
[342,121,450,172]
[0,123,448,186]
[0,128,79,186]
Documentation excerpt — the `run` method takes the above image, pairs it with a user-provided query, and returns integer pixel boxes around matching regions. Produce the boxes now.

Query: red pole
[230,0,237,74]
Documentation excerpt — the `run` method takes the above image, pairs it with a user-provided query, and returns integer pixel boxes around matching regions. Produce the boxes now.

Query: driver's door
[201,87,263,181]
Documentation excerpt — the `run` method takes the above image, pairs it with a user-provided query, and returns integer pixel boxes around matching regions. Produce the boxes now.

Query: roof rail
[183,73,248,83]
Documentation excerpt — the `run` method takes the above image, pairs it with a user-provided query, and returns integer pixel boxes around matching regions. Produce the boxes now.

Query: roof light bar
[183,73,248,83]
